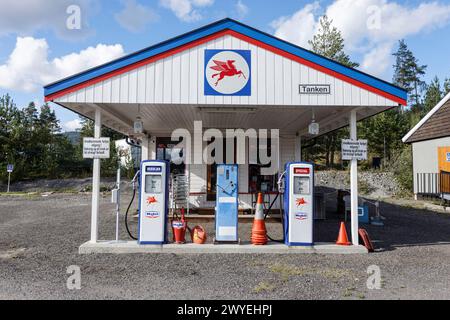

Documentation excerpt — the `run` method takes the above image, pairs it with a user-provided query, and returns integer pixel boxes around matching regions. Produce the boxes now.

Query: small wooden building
[403,92,450,198]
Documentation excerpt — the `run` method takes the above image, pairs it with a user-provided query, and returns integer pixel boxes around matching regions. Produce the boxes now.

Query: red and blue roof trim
[44,18,407,105]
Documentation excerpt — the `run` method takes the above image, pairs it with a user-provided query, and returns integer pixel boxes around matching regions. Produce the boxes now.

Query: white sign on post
[83,138,110,159]
[342,139,368,161]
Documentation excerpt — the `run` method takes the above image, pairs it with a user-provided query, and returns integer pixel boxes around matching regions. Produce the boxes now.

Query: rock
[315,170,400,198]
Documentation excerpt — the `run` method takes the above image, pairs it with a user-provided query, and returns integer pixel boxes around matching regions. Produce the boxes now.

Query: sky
[0,0,450,132]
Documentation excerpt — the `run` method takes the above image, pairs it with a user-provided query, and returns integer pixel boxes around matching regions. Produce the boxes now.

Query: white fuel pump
[284,162,314,246]
[138,160,170,244]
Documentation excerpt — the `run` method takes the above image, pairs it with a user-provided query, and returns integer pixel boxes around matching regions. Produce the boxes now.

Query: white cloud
[0,0,96,39]
[271,0,450,77]
[0,37,125,93]
[62,119,82,132]
[115,0,159,33]
[360,42,392,76]
[192,0,214,5]
[159,0,214,22]
[235,0,249,19]
[271,2,320,48]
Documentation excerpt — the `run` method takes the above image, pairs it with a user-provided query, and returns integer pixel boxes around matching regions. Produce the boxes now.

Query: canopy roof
[44,18,407,137]
[45,18,406,104]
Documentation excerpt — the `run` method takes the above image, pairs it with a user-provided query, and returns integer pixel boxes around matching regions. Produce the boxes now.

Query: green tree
[0,94,22,181]
[37,104,64,178]
[359,109,409,163]
[444,78,450,95]
[422,76,443,116]
[0,95,80,183]
[308,15,359,68]
[392,39,427,110]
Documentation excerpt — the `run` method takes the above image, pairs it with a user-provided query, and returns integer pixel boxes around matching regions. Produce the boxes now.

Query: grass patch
[51,188,78,194]
[342,287,356,298]
[269,264,351,282]
[0,192,40,199]
[253,281,276,294]
[318,268,351,280]
[269,264,308,281]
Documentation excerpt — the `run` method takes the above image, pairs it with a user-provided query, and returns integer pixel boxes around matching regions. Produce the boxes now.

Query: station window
[156,137,185,175]
[248,138,278,193]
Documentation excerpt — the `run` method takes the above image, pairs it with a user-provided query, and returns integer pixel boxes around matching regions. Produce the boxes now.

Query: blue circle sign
[204,49,251,96]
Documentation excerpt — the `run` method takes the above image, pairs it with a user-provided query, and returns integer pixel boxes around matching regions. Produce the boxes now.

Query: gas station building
[44,19,407,252]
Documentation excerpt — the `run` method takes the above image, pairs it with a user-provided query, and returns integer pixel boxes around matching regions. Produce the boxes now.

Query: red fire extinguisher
[172,207,187,244]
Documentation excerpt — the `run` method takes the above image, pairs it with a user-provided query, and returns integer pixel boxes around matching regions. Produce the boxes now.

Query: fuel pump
[215,164,239,243]
[138,160,170,244]
[284,162,314,246]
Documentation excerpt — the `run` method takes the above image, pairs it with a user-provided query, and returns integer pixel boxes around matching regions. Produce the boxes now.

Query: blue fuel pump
[215,164,239,243]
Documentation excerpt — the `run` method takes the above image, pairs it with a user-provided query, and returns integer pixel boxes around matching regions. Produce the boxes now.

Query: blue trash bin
[358,204,370,224]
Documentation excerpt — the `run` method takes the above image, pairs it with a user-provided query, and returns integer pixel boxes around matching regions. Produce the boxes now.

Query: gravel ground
[1,192,450,300]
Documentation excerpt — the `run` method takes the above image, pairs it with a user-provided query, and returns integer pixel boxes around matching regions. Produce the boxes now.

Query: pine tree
[422,76,443,115]
[444,78,450,95]
[308,15,359,68]
[392,39,427,110]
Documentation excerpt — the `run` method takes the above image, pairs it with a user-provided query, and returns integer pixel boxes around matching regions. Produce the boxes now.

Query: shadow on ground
[312,186,450,252]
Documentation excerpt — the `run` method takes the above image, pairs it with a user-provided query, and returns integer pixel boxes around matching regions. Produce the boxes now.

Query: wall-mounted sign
[446,152,450,162]
[342,139,368,161]
[83,137,110,159]
[299,84,331,95]
[7,164,14,173]
[204,49,251,96]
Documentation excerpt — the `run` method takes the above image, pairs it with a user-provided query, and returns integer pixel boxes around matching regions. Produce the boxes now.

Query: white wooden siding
[55,35,397,107]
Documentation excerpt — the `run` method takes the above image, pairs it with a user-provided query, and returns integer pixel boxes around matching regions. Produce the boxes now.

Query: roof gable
[403,92,450,143]
[44,18,407,105]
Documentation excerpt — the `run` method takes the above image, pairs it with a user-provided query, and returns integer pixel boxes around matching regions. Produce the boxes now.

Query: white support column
[350,109,359,245]
[90,109,101,243]
[141,136,149,162]
[295,134,302,162]
[149,136,157,160]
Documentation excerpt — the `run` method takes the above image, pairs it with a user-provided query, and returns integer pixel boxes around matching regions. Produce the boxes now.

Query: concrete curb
[79,241,368,255]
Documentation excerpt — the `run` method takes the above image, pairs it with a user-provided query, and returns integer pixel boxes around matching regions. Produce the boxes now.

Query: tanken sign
[83,137,110,159]
[204,49,251,96]
[342,139,368,161]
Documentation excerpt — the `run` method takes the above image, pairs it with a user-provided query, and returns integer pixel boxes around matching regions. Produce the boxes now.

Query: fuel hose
[263,192,285,243]
[125,187,138,240]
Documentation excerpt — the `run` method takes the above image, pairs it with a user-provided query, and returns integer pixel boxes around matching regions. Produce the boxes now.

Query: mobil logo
[295,212,308,220]
[294,167,310,175]
[204,49,251,96]
[146,166,162,173]
[145,211,160,219]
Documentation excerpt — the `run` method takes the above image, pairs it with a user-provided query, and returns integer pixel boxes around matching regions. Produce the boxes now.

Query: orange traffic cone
[336,222,351,246]
[251,193,268,245]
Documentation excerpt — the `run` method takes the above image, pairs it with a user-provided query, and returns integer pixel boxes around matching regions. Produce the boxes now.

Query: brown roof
[405,98,450,143]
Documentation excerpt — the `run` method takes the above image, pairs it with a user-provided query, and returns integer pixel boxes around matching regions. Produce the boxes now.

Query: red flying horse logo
[210,60,246,86]
[146,196,158,205]
[296,198,307,207]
